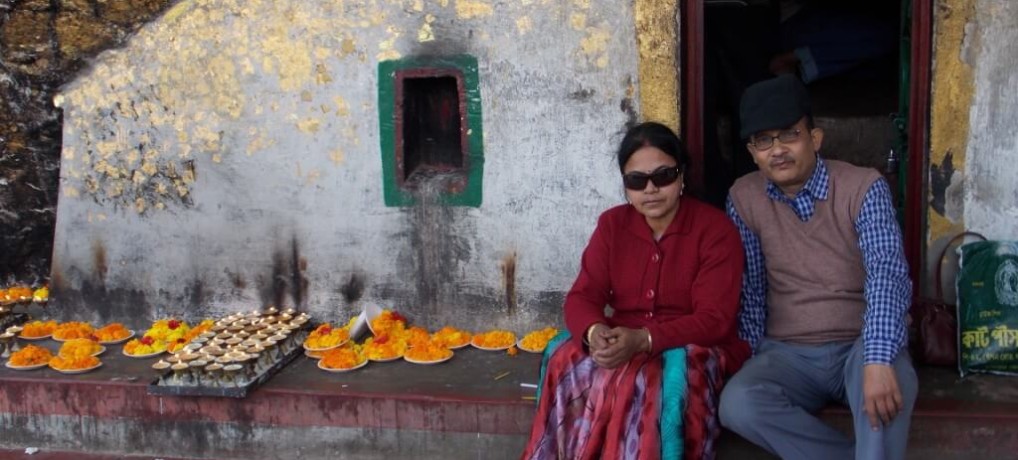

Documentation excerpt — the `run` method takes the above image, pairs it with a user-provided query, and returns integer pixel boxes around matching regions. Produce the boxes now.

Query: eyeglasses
[750,129,802,150]
[622,166,682,191]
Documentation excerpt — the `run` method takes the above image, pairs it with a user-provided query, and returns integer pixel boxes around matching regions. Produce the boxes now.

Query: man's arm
[726,196,767,353]
[855,178,911,365]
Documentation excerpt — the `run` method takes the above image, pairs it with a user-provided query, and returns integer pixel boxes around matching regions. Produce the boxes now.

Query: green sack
[957,241,1018,377]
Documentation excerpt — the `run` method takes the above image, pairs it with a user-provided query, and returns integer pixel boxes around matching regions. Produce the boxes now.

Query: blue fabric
[726,157,911,365]
[536,331,687,459]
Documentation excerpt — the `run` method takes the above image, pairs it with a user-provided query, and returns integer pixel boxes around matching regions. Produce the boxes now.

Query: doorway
[681,0,931,287]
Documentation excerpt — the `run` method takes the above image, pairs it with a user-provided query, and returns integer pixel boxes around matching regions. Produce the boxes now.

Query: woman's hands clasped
[588,324,651,369]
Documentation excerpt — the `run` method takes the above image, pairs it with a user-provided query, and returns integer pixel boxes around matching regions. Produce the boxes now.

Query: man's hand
[591,327,649,369]
[862,364,904,430]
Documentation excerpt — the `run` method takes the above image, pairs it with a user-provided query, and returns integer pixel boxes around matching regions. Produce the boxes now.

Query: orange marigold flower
[53,322,96,341]
[320,345,366,370]
[49,355,100,370]
[519,327,560,352]
[9,344,53,366]
[405,326,432,348]
[94,323,131,342]
[432,326,472,348]
[472,330,516,349]
[370,310,407,336]
[20,320,57,338]
[58,338,102,359]
[4,286,32,301]
[507,345,518,356]
[404,340,453,362]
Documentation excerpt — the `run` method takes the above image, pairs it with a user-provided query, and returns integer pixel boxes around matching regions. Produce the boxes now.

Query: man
[719,74,917,460]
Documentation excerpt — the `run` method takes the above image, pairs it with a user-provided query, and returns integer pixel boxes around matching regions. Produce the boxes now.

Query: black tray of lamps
[147,308,311,398]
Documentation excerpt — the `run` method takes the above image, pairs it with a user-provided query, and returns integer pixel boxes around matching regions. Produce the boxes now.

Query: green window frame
[378,55,483,207]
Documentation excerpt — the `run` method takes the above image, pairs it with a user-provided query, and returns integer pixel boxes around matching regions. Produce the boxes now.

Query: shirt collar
[765,156,829,202]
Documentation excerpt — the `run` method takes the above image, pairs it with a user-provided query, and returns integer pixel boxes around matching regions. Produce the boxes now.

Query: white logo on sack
[995,259,1018,307]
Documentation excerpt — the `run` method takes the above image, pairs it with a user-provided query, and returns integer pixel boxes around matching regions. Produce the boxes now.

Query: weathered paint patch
[516,16,532,34]
[928,0,977,241]
[455,0,493,19]
[634,0,679,131]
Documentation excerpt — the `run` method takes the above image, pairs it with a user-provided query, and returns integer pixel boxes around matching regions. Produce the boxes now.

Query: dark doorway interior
[695,0,904,208]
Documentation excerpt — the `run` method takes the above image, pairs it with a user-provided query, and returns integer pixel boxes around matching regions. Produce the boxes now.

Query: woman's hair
[616,122,690,174]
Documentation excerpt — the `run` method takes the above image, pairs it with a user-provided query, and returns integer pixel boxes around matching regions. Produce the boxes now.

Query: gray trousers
[719,337,918,460]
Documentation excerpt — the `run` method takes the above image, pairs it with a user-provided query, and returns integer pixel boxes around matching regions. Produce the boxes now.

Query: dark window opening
[397,72,466,188]
[378,55,483,207]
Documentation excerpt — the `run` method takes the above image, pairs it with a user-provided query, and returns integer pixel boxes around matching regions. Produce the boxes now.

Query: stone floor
[2,336,1018,459]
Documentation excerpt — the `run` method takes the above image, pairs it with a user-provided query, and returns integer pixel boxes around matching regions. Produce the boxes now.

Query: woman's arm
[564,213,614,341]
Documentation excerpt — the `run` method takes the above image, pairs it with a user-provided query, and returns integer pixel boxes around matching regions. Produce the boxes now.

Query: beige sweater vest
[730,160,882,344]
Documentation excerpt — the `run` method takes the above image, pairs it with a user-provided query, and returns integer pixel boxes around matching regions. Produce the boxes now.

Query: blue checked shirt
[726,158,911,365]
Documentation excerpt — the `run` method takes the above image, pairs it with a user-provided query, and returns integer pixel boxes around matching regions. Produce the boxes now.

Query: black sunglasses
[622,167,682,191]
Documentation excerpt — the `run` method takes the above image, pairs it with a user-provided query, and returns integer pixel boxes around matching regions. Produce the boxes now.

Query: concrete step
[2,343,1016,459]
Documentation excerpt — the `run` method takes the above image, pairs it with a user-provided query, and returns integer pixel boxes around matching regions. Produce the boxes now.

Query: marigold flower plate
[98,330,135,345]
[516,340,544,354]
[305,349,326,359]
[302,341,346,352]
[317,359,368,373]
[5,361,47,371]
[18,333,51,341]
[471,343,514,351]
[50,362,103,374]
[91,346,107,357]
[123,349,164,359]
[471,330,517,350]
[404,354,452,365]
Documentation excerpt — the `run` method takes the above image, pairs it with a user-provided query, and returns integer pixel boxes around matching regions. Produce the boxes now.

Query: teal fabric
[536,331,572,403]
[660,347,687,460]
[535,331,687,459]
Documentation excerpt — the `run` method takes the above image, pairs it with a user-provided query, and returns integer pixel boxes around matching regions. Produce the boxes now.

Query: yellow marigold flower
[304,323,350,349]
[362,334,408,361]
[58,338,102,359]
[32,286,49,302]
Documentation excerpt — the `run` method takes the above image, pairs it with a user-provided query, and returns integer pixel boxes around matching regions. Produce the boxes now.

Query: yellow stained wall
[634,0,680,132]
[928,0,976,242]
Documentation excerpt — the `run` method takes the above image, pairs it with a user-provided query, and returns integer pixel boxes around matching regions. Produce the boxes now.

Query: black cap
[739,74,811,139]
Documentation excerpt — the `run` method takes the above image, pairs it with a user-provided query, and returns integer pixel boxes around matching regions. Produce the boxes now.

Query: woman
[522,122,750,460]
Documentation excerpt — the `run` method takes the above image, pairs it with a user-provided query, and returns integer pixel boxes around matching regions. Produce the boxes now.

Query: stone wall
[0,0,174,283]
[963,0,1018,240]
[51,0,641,330]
